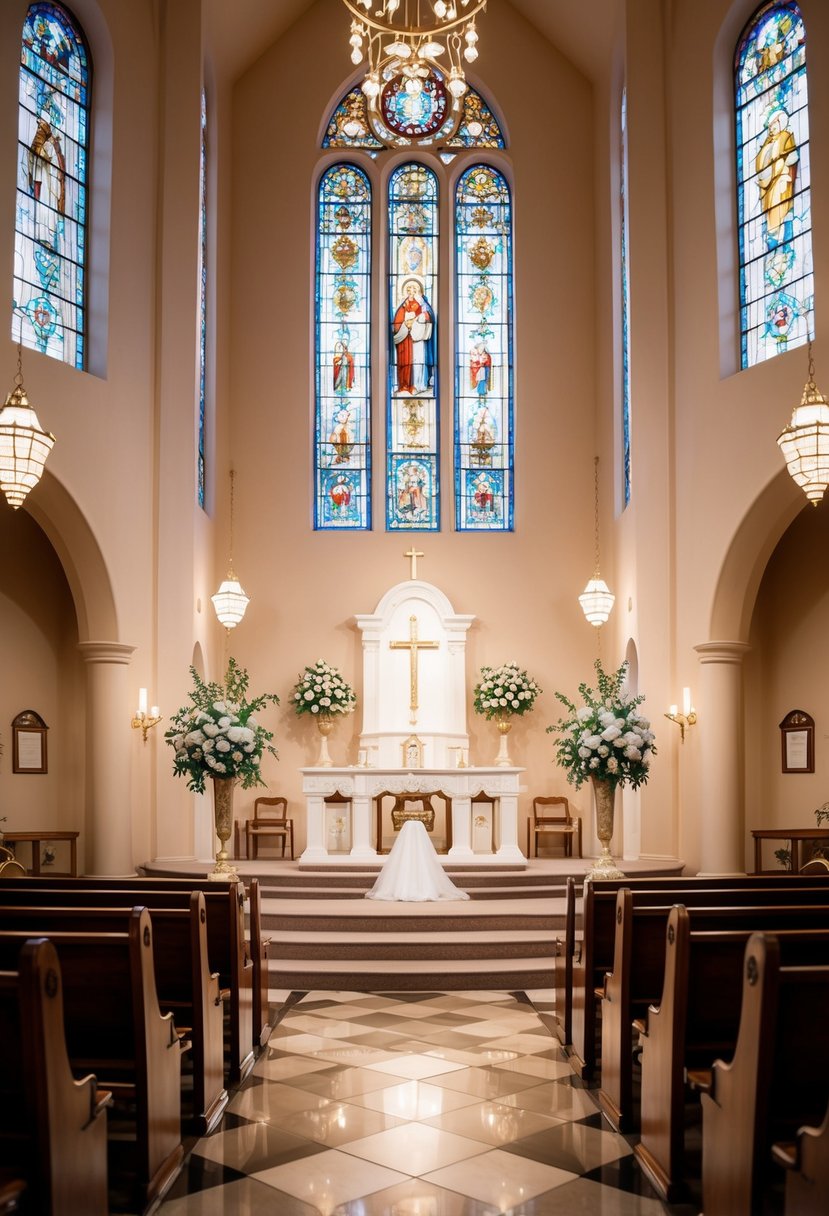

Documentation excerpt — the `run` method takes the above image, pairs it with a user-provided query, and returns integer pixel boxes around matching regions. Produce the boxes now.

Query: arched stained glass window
[387,164,439,530]
[620,88,631,508]
[315,164,372,530]
[454,164,513,532]
[736,2,812,368]
[322,82,504,152]
[14,2,90,368]
[197,88,207,511]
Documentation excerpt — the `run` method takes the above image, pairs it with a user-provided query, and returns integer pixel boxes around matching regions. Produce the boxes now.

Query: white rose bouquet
[165,658,279,794]
[547,659,655,790]
[292,660,357,718]
[473,662,542,719]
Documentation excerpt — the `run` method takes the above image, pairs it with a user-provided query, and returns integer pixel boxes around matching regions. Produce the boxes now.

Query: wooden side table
[751,828,829,873]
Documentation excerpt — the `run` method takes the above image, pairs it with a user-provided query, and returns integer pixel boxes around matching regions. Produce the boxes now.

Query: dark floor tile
[163,1154,249,1199]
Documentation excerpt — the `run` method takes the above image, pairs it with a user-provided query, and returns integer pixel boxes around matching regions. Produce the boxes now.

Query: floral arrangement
[473,662,542,719]
[292,660,357,718]
[547,659,655,790]
[165,658,279,794]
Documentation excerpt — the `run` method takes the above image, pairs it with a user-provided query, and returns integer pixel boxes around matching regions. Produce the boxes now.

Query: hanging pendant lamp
[579,455,615,627]
[0,344,56,509]
[777,339,829,505]
[212,468,249,630]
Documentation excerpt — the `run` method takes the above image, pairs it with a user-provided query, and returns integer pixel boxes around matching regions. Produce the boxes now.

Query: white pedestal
[300,766,525,866]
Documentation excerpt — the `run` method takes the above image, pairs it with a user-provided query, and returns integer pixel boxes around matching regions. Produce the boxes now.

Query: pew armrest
[771,1140,798,1171]
[632,1016,647,1036]
[686,1067,713,1093]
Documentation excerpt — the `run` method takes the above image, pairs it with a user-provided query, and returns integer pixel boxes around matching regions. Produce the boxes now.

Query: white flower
[215,739,231,752]
[578,746,592,759]
[589,757,600,768]
[601,725,622,742]
[607,756,619,772]
[311,704,319,713]
[624,745,642,760]
[577,706,593,722]
[304,689,315,701]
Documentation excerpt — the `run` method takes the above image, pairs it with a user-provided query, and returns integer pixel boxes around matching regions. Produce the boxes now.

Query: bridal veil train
[365,819,470,902]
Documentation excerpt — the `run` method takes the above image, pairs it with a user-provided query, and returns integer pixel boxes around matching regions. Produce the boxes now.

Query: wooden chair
[245,797,294,860]
[528,796,582,858]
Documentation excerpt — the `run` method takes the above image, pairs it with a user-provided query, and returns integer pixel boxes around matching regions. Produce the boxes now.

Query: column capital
[77,641,136,666]
[694,640,751,666]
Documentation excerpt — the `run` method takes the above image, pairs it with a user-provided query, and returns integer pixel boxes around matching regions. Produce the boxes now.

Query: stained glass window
[620,88,631,508]
[14,2,90,368]
[322,82,504,152]
[315,164,372,530]
[197,89,207,511]
[387,164,439,531]
[736,2,812,368]
[454,165,513,532]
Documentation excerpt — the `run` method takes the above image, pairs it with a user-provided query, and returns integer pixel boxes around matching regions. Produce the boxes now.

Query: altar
[299,561,527,866]
[300,765,525,865]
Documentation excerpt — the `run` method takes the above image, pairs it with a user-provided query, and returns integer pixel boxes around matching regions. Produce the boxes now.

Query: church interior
[1,0,829,1212]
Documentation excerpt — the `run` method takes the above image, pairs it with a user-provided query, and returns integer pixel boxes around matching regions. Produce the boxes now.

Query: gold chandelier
[342,0,488,105]
[777,340,829,505]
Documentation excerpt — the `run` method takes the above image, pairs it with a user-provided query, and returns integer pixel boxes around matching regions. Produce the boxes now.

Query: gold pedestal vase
[587,775,625,880]
[209,775,239,881]
[316,715,334,767]
[495,715,513,766]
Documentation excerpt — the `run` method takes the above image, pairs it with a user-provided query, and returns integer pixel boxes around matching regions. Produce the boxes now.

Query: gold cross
[389,615,439,725]
[405,547,424,580]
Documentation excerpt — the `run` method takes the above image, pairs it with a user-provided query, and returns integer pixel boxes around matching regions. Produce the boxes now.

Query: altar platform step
[269,928,553,961]
[268,955,555,992]
[261,896,560,935]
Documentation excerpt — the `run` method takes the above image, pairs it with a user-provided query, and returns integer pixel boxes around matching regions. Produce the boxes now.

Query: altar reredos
[354,578,475,770]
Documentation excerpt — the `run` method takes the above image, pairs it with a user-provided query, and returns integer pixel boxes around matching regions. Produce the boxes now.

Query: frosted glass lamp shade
[777,381,829,505]
[0,385,55,509]
[211,573,249,630]
[579,577,615,627]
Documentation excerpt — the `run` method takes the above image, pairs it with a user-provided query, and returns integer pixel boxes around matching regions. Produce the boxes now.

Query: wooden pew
[773,1093,829,1216]
[700,934,829,1216]
[566,874,829,1077]
[0,894,227,1134]
[0,909,185,1212]
[634,908,829,1200]
[599,887,829,1131]
[0,879,256,1081]
[555,872,829,1050]
[0,875,266,1065]
[0,937,109,1215]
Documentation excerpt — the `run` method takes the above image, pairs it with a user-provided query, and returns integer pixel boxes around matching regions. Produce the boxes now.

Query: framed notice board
[12,710,48,774]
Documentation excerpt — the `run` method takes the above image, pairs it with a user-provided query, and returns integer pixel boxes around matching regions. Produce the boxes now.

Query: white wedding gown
[365,819,470,902]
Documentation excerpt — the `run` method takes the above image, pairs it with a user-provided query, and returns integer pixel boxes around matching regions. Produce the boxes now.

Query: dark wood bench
[0,878,257,1081]
[599,887,829,1131]
[772,1093,829,1216]
[0,909,185,1211]
[561,873,829,1076]
[700,935,829,1216]
[634,907,829,1200]
[0,894,227,1134]
[0,880,266,1060]
[0,937,110,1215]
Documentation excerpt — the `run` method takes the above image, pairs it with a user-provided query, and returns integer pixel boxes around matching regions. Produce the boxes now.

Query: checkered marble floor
[157,991,699,1215]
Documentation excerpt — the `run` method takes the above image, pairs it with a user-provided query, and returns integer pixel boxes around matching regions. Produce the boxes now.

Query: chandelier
[0,344,56,510]
[579,456,615,628]
[342,0,488,106]
[212,468,250,631]
[777,340,829,505]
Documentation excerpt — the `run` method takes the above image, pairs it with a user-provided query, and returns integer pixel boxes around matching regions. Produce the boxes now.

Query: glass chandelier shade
[0,347,55,510]
[212,468,249,630]
[342,0,488,107]
[579,455,614,628]
[211,570,250,630]
[777,342,829,505]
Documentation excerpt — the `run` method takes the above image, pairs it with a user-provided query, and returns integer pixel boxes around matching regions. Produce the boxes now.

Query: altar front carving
[300,766,525,866]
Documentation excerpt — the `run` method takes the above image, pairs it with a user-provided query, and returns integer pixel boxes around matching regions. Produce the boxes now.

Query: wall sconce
[664,687,697,743]
[131,688,161,743]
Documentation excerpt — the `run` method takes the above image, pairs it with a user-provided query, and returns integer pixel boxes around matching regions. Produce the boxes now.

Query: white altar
[299,567,527,866]
[300,765,525,865]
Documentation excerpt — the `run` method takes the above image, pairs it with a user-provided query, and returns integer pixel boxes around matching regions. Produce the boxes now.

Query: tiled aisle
[159,991,697,1215]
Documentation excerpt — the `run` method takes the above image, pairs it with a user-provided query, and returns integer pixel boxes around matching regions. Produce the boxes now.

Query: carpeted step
[267,928,554,961]
[267,955,555,992]
[261,898,563,934]
[259,883,562,902]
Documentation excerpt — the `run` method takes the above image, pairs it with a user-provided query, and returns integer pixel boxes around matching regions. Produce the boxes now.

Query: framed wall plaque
[12,710,48,774]
[779,708,814,774]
